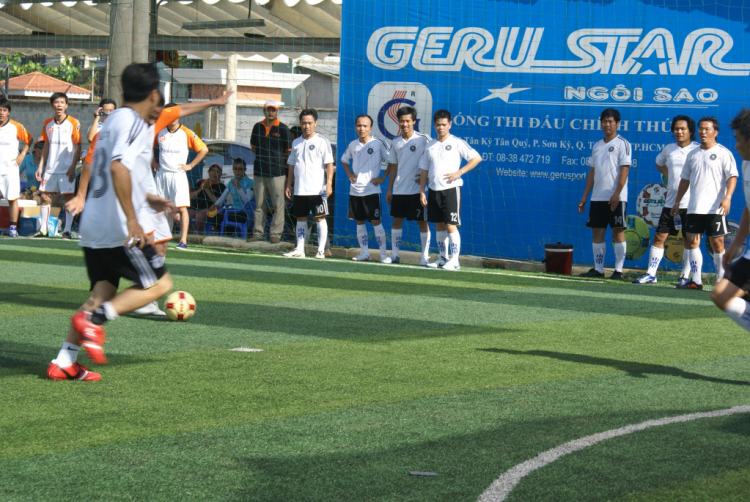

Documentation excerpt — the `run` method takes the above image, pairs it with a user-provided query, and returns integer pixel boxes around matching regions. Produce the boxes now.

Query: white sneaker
[441,260,461,271]
[283,249,305,258]
[133,301,166,316]
[352,252,371,262]
[382,255,400,264]
[418,257,430,266]
[315,250,325,259]
[427,257,448,268]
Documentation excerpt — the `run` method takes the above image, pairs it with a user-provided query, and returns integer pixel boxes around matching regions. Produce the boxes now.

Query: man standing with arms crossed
[249,99,291,243]
[154,103,208,249]
[385,106,432,265]
[578,108,631,279]
[34,92,82,239]
[671,117,738,289]
[418,109,481,271]
[283,108,334,259]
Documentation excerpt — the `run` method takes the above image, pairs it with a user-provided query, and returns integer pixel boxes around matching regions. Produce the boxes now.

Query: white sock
[647,246,664,276]
[681,250,691,278]
[41,205,50,235]
[102,301,119,321]
[614,241,626,272]
[714,252,726,282]
[54,341,80,367]
[723,297,750,332]
[392,228,403,257]
[437,230,449,260]
[448,231,461,262]
[593,242,606,273]
[64,210,74,233]
[420,230,431,259]
[296,221,307,251]
[374,224,387,258]
[689,248,703,284]
[357,224,369,255]
[316,219,328,253]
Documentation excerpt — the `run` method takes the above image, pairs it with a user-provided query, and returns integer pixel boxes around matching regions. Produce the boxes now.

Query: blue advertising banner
[337,0,750,269]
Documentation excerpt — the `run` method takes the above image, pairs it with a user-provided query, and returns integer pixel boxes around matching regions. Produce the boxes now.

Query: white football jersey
[655,142,700,209]
[156,125,206,173]
[388,132,431,195]
[287,133,334,196]
[79,108,155,249]
[588,135,631,202]
[418,135,479,191]
[0,120,32,175]
[41,115,82,174]
[682,144,738,215]
[340,136,389,196]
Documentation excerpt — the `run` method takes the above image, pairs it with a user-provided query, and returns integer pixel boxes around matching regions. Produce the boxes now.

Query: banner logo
[367,82,433,141]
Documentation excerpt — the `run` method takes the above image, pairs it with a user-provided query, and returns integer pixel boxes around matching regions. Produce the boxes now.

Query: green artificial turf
[1,238,750,501]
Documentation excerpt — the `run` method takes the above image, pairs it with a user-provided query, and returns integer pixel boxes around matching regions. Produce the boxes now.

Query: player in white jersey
[0,98,33,237]
[713,109,750,331]
[340,114,390,262]
[671,117,738,290]
[34,92,83,239]
[578,108,631,279]
[634,116,699,285]
[385,106,432,265]
[284,108,334,259]
[418,109,482,271]
[154,103,208,250]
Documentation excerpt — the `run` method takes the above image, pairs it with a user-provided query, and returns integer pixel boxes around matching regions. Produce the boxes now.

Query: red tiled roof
[8,72,90,95]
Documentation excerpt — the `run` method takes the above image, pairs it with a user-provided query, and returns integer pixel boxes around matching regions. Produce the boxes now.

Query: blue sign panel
[337,0,750,269]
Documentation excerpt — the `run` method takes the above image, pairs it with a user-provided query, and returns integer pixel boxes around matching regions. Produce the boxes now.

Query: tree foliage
[0,54,81,82]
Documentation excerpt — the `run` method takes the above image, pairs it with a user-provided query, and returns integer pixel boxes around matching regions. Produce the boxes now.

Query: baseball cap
[264,99,279,110]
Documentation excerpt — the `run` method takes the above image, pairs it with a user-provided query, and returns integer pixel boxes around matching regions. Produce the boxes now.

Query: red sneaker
[47,362,101,381]
[71,311,108,364]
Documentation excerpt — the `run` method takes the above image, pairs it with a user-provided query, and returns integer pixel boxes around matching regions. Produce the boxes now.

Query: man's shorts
[155,170,190,208]
[390,193,427,222]
[291,194,328,218]
[427,186,461,225]
[655,207,688,236]
[727,256,750,292]
[685,213,727,237]
[152,211,173,244]
[586,201,626,229]
[0,169,20,201]
[83,245,166,291]
[348,193,382,222]
[40,171,75,194]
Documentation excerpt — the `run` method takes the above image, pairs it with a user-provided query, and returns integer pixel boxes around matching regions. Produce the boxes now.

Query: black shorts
[586,201,626,229]
[655,207,688,236]
[348,193,382,221]
[83,245,166,291]
[685,213,727,237]
[427,187,461,225]
[390,193,427,222]
[291,195,328,218]
[727,257,750,292]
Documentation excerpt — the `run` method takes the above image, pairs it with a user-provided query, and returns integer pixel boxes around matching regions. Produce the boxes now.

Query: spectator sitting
[188,163,226,234]
[20,141,43,192]
[208,158,254,235]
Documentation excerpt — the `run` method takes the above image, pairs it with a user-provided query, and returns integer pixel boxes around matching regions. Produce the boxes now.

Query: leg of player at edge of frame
[713,207,750,331]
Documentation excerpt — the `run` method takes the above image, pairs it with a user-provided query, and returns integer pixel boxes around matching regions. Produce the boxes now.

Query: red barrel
[543,243,573,275]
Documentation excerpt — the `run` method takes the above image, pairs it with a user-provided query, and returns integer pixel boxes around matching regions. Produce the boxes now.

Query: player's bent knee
[711,280,736,309]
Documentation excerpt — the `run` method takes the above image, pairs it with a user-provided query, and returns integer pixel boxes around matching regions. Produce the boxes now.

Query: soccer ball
[636,183,666,228]
[614,215,651,261]
[664,230,685,264]
[164,291,196,321]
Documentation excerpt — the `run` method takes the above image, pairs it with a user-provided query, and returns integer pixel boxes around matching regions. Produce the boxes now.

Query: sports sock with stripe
[647,246,664,276]
[316,219,328,254]
[374,224,387,259]
[593,242,606,273]
[54,342,80,367]
[391,228,402,257]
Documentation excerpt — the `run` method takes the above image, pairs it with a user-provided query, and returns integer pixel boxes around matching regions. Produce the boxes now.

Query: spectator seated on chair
[208,158,254,237]
[188,163,226,234]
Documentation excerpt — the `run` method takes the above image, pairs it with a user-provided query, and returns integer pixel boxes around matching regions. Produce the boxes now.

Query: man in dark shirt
[248,99,291,243]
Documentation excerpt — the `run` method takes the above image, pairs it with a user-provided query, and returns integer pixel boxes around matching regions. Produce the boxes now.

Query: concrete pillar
[108,0,134,101]
[224,54,238,141]
[132,0,150,64]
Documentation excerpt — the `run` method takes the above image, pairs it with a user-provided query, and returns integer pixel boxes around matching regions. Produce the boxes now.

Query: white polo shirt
[418,135,479,192]
[588,135,631,202]
[340,136,389,196]
[655,141,700,209]
[288,133,334,196]
[41,115,82,174]
[682,144,738,215]
[0,120,32,175]
[156,125,206,173]
[388,132,431,195]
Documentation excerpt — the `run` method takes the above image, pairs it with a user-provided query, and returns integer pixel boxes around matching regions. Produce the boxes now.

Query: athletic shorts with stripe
[291,194,328,218]
[348,193,382,221]
[40,171,75,194]
[685,213,727,237]
[83,245,166,291]
[727,256,750,292]
[586,201,626,229]
[152,211,173,244]
[427,186,461,225]
[390,193,427,221]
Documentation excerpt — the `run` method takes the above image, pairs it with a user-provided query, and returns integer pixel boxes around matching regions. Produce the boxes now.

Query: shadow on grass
[479,348,750,387]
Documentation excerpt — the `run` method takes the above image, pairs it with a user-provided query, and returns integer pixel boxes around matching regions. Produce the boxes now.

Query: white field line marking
[230,347,263,352]
[478,405,750,502]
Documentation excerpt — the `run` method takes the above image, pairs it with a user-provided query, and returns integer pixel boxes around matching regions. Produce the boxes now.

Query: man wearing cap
[249,99,292,243]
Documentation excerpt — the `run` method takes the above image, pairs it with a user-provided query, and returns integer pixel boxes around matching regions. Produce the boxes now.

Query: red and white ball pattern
[164,291,196,321]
